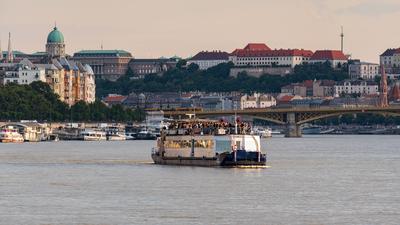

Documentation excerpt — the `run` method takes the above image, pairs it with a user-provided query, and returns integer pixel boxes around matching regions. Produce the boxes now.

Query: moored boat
[0,126,25,143]
[80,129,107,141]
[105,125,126,141]
[137,130,157,140]
[254,126,272,138]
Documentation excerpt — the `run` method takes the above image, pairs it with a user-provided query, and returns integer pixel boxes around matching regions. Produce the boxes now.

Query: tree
[176,59,187,69]
[187,63,199,73]
[95,62,350,97]
[0,82,143,122]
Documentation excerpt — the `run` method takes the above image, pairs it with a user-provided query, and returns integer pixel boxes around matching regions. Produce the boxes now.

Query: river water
[0,135,399,225]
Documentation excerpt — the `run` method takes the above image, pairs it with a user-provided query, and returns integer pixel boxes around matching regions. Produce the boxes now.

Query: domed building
[46,26,65,58]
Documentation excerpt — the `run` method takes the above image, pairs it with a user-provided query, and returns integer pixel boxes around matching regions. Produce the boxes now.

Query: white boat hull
[83,136,107,141]
[107,136,126,141]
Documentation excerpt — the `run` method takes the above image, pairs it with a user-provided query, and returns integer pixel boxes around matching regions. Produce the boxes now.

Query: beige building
[312,80,335,97]
[380,48,400,75]
[188,51,229,70]
[1,59,46,85]
[128,58,178,78]
[73,50,132,81]
[334,80,378,97]
[349,61,379,80]
[240,93,276,109]
[39,62,66,101]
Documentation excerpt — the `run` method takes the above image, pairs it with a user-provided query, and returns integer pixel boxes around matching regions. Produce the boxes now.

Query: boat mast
[234,109,238,135]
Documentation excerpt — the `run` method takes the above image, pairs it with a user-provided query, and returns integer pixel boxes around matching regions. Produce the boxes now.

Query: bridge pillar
[285,112,302,138]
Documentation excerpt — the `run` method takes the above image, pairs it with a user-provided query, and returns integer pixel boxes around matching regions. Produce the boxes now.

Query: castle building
[0,26,96,106]
[46,27,66,58]
[128,58,178,78]
[73,50,132,81]
[309,50,348,68]
[229,43,313,68]
[188,51,229,70]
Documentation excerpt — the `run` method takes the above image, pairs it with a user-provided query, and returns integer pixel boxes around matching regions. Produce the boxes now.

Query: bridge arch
[249,116,286,125]
[297,111,400,125]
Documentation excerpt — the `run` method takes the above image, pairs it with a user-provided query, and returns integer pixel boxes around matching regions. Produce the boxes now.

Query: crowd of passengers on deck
[164,121,252,135]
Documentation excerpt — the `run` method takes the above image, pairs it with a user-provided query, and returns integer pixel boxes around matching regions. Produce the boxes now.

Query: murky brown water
[0,136,399,224]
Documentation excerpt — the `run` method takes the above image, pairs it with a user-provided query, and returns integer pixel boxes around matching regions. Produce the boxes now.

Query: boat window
[164,139,214,149]
[215,140,231,153]
[236,141,241,149]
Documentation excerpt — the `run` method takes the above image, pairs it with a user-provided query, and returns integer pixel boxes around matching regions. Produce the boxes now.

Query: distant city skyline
[1,0,400,62]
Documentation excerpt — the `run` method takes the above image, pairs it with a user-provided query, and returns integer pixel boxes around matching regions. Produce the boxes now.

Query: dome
[47,27,64,43]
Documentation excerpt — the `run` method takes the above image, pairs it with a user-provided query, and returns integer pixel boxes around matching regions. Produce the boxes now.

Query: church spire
[7,32,13,63]
[379,65,389,107]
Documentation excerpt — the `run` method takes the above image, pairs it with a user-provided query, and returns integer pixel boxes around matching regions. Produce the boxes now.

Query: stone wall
[230,67,293,78]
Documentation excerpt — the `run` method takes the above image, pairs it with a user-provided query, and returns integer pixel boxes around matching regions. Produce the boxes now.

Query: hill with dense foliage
[0,82,143,122]
[96,61,349,97]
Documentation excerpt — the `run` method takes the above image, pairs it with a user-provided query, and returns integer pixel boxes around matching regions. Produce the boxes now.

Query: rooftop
[380,48,400,57]
[310,50,348,61]
[190,51,229,61]
[73,50,132,58]
[231,48,313,57]
[103,94,127,103]
[47,27,64,44]
[243,43,271,51]
[336,80,378,86]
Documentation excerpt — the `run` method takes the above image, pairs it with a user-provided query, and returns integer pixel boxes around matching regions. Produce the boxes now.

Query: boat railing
[164,127,251,136]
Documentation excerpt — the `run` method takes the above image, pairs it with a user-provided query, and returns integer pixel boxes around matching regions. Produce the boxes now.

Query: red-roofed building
[309,50,348,68]
[281,80,315,97]
[229,43,313,68]
[276,94,305,106]
[281,80,335,97]
[188,51,229,70]
[243,43,271,51]
[103,94,127,106]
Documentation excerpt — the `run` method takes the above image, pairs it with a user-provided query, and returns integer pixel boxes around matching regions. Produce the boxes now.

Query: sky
[1,0,400,63]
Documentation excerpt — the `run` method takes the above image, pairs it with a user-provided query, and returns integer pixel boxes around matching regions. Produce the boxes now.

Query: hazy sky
[1,0,400,62]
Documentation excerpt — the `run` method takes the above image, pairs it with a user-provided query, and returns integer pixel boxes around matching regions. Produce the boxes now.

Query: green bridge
[162,106,400,137]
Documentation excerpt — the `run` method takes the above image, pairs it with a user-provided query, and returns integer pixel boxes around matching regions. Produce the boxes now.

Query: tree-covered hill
[96,61,349,97]
[0,82,143,122]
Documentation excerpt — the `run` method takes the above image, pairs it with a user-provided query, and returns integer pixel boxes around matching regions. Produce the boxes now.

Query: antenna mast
[340,26,344,53]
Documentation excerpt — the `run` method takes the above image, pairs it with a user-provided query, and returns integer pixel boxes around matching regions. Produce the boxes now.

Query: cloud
[336,1,400,16]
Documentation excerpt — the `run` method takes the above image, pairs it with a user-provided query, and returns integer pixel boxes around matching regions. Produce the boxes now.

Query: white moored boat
[254,127,272,138]
[107,133,126,141]
[0,126,25,143]
[80,129,107,141]
[105,125,126,141]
